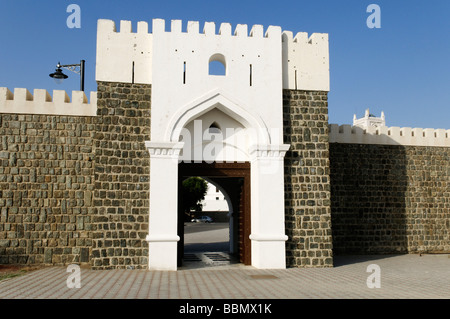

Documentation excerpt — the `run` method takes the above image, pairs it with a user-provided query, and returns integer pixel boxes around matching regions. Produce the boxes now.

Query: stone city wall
[1,84,448,268]
[0,112,95,265]
[283,89,334,268]
[0,82,151,269]
[91,81,151,269]
[330,143,450,254]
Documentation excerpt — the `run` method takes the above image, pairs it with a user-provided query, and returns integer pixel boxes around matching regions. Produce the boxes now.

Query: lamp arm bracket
[60,64,81,75]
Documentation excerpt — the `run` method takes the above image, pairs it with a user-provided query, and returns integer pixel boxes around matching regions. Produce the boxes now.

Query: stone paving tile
[0,254,449,299]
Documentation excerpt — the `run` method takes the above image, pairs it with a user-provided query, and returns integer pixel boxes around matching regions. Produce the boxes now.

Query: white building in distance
[353,108,386,128]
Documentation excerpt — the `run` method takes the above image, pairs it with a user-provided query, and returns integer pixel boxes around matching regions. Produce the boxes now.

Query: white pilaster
[249,144,290,269]
[145,141,184,271]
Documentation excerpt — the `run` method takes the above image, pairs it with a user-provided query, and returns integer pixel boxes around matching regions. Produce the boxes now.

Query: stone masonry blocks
[0,113,95,265]
[1,83,448,269]
[283,89,334,268]
[330,143,450,254]
[91,81,151,269]
[0,81,151,269]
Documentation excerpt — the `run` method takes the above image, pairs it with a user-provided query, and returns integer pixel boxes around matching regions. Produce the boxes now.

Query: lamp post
[49,60,85,91]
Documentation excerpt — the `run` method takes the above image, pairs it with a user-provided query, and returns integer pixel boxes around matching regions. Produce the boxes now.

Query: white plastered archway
[166,88,271,146]
[146,89,289,270]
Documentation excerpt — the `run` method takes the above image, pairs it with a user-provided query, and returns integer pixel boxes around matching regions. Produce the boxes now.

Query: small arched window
[208,53,226,76]
[208,122,221,134]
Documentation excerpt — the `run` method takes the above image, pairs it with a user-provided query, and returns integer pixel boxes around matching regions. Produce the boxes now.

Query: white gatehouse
[95,18,330,270]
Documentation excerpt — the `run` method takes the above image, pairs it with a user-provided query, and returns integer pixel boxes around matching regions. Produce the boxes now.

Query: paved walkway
[0,254,449,299]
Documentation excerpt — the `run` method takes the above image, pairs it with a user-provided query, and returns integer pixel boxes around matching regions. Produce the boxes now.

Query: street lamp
[49,60,85,91]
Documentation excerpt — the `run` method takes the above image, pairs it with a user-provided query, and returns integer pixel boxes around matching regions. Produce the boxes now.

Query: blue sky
[0,0,449,129]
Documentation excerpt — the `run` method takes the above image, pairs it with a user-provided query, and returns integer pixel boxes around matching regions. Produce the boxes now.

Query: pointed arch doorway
[178,162,251,266]
[146,90,290,271]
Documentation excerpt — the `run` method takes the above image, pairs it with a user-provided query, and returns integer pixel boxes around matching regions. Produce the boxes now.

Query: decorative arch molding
[165,88,271,145]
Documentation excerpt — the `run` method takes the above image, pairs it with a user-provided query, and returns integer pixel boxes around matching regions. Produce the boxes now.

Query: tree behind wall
[181,177,208,219]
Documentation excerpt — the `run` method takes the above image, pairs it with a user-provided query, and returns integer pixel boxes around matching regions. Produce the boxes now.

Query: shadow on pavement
[332,254,409,267]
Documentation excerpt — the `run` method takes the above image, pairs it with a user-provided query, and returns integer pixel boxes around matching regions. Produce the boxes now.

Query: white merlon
[95,19,329,91]
[219,23,231,36]
[329,124,450,147]
[235,24,248,36]
[0,87,97,116]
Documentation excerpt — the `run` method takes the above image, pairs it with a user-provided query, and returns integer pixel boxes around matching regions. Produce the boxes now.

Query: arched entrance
[146,91,290,271]
[178,162,251,266]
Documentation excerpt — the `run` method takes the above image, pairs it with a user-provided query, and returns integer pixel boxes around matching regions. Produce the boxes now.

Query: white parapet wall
[96,19,152,84]
[282,31,330,91]
[95,18,330,92]
[0,87,97,116]
[329,124,450,147]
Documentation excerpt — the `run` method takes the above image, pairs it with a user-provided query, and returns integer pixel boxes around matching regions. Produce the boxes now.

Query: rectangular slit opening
[295,69,298,90]
[249,64,252,86]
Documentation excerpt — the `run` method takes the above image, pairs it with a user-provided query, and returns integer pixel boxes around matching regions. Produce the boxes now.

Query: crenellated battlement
[282,30,330,91]
[97,18,282,38]
[329,124,450,147]
[0,87,97,116]
[96,18,329,91]
[96,20,153,84]
[281,30,329,46]
[151,18,282,38]
[97,19,151,34]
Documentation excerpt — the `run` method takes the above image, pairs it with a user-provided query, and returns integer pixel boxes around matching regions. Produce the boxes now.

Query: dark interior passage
[177,162,251,267]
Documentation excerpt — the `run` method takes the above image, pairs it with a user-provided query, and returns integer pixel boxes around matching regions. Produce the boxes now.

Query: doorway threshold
[179,251,250,270]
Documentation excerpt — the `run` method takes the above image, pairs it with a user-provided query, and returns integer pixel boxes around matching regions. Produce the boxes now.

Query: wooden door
[238,177,251,265]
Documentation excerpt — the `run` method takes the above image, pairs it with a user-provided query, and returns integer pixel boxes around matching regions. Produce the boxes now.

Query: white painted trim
[249,144,291,159]
[249,234,289,241]
[146,235,180,242]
